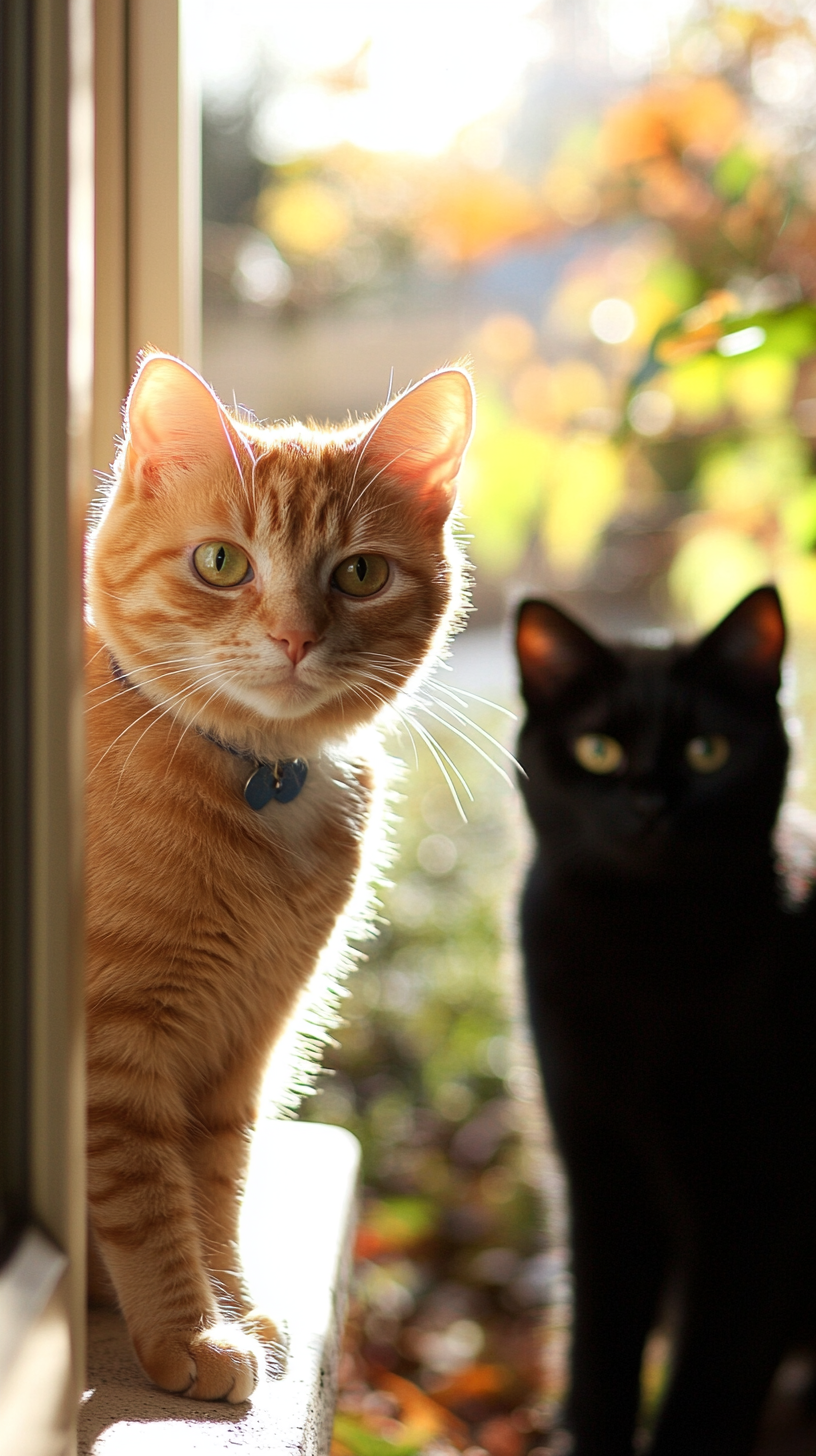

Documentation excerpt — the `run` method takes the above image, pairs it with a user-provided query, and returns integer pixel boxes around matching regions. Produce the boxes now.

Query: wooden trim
[93,0,202,479]
[91,0,128,478]
[0,0,94,1449]
[0,1,202,1449]
[29,0,89,1283]
[0,0,34,1255]
[127,0,201,370]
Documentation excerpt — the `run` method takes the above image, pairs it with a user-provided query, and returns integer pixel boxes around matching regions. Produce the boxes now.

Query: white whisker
[431,680,517,718]
[347,418,379,502]
[342,680,424,777]
[219,412,246,495]
[390,708,420,773]
[85,640,110,668]
[349,445,414,514]
[422,695,521,769]
[88,667,233,780]
[402,712,470,822]
[351,667,503,808]
[413,699,520,788]
[355,669,406,702]
[85,657,247,713]
[113,667,239,795]
[87,649,244,690]
[359,651,416,665]
[166,670,243,773]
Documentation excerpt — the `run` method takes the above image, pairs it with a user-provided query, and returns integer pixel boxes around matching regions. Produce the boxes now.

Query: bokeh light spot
[590,298,636,344]
[628,389,675,436]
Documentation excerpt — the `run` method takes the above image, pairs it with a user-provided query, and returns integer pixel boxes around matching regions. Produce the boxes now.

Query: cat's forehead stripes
[226,440,439,564]
[225,443,375,552]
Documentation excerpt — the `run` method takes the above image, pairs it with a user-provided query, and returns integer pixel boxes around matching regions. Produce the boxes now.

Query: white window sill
[79,1121,360,1455]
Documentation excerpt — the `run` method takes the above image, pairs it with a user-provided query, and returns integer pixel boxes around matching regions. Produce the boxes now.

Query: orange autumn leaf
[376,1371,469,1446]
[602,97,670,167]
[602,78,744,169]
[353,1227,389,1260]
[669,78,745,159]
[655,325,722,365]
[427,1362,516,1408]
[355,1197,438,1259]
[420,173,542,262]
[638,158,714,220]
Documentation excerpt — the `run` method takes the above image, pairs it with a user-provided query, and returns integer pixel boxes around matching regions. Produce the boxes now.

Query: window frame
[0,0,91,1448]
[0,1,198,1450]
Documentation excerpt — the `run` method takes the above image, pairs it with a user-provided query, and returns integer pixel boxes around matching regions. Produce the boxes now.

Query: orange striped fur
[85,355,474,1401]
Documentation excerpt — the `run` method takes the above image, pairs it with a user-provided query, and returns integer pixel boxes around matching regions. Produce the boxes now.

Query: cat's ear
[685,586,786,693]
[123,353,239,495]
[516,600,617,703]
[360,368,474,526]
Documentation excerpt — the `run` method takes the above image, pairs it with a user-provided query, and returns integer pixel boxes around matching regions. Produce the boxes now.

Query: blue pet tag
[244,758,308,811]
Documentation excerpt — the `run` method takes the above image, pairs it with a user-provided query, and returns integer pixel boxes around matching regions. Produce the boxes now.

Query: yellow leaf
[778,554,816,628]
[724,354,796,422]
[697,433,808,512]
[460,407,552,576]
[257,180,351,257]
[544,435,624,573]
[669,527,770,627]
[664,355,726,423]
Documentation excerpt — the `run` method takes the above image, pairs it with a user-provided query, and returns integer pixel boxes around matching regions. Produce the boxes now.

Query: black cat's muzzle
[616,790,670,844]
[630,789,667,823]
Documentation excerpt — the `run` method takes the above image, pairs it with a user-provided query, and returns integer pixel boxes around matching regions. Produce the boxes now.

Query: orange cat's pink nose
[269,629,317,665]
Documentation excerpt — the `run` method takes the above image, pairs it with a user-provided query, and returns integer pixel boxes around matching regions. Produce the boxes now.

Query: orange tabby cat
[85,354,474,1401]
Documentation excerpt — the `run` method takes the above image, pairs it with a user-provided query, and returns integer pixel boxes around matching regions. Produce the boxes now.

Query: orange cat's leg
[189,1070,284,1361]
[187,1113,254,1318]
[87,1060,261,1402]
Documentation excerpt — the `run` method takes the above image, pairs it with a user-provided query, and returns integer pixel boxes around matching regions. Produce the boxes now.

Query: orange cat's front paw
[188,1325,260,1401]
[240,1308,287,1376]
[136,1323,261,1403]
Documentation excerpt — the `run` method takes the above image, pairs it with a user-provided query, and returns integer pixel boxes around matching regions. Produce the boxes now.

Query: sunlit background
[193,2,816,1451]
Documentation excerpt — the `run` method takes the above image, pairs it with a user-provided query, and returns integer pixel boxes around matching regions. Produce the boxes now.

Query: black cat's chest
[521,860,783,1099]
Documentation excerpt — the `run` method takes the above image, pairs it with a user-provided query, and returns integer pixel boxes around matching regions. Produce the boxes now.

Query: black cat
[515,586,816,1456]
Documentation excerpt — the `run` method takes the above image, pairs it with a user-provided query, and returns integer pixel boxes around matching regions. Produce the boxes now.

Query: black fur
[515,587,815,1456]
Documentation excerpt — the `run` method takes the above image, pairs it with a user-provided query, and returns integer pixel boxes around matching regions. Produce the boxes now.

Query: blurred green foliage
[454,2,816,626]
[301,720,559,1450]
[225,4,816,632]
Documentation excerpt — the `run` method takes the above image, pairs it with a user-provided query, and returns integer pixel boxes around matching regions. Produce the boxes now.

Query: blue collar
[109,656,308,811]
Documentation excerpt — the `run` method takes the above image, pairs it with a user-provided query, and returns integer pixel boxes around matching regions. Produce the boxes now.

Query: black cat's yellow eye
[332,554,389,597]
[685,735,730,773]
[193,541,251,588]
[574,734,625,774]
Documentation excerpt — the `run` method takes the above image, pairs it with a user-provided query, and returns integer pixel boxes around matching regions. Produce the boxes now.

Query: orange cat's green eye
[686,735,730,773]
[193,541,251,588]
[332,554,389,598]
[574,734,625,775]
